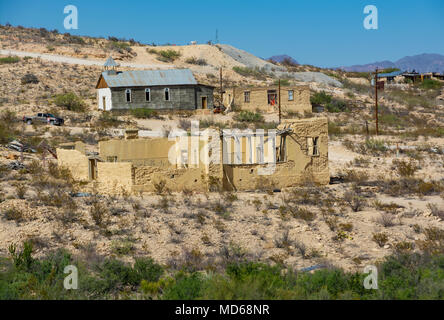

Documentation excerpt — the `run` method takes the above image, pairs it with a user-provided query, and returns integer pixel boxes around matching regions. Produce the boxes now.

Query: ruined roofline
[225,84,310,91]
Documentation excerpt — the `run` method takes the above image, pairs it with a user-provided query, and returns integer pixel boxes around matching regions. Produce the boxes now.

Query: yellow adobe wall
[222,117,329,190]
[56,149,90,181]
[99,138,175,167]
[223,86,311,113]
[97,162,133,194]
[132,166,207,193]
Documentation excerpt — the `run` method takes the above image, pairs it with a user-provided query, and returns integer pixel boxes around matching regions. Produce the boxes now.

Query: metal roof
[104,56,118,67]
[101,69,198,88]
[378,70,405,78]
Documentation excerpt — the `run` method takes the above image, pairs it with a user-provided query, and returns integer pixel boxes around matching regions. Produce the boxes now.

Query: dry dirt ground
[0,135,443,272]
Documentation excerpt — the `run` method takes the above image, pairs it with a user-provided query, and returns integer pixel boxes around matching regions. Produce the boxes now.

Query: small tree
[54,92,86,112]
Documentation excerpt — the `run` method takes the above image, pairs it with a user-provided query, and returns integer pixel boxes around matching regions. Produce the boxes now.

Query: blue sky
[0,0,443,68]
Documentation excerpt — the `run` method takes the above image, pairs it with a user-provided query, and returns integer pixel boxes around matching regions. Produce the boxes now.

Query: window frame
[164,88,170,101]
[307,136,320,157]
[288,90,294,101]
[145,88,151,102]
[125,89,132,103]
[244,91,250,103]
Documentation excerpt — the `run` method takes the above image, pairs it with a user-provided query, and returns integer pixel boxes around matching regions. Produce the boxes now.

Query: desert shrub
[111,238,135,256]
[108,41,132,53]
[234,110,264,123]
[0,56,20,64]
[90,199,109,227]
[327,99,349,113]
[274,229,291,249]
[162,272,203,299]
[273,78,291,86]
[13,183,27,199]
[343,190,365,212]
[376,212,395,227]
[372,232,388,247]
[393,159,418,177]
[340,169,369,184]
[428,204,444,219]
[95,112,127,128]
[311,91,332,107]
[54,92,86,112]
[185,57,207,65]
[150,49,181,62]
[3,207,24,223]
[21,73,39,84]
[130,108,159,119]
[4,241,444,299]
[366,138,386,152]
[420,79,442,90]
[291,207,316,221]
[293,240,308,258]
[377,178,443,197]
[232,66,268,80]
[154,180,169,195]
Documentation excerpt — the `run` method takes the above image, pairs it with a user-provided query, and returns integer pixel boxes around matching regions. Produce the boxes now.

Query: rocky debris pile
[7,161,25,170]
[7,140,36,153]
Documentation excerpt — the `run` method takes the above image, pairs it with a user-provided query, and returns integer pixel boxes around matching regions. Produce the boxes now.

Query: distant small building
[222,85,311,113]
[378,70,405,83]
[96,57,214,111]
[432,72,444,81]
[402,70,433,83]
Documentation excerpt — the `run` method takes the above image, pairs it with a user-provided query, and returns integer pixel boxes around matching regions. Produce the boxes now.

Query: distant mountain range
[268,54,299,65]
[339,53,444,73]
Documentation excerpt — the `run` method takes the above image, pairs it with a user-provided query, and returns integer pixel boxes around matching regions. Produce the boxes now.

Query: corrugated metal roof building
[100,69,198,88]
[96,62,214,111]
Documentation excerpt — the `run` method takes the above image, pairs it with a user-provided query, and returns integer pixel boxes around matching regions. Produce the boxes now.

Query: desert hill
[340,53,444,73]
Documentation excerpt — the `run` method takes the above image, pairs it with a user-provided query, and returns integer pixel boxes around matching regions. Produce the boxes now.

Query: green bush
[130,108,159,119]
[0,56,20,64]
[232,66,268,80]
[151,49,181,62]
[327,99,349,113]
[3,241,444,300]
[420,79,442,90]
[162,272,203,299]
[185,57,207,66]
[108,41,132,53]
[234,111,264,123]
[54,92,86,112]
[310,91,332,106]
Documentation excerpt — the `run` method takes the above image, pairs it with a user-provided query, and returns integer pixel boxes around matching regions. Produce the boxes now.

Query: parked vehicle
[23,113,64,126]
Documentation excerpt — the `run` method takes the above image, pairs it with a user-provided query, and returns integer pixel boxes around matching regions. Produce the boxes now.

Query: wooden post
[219,67,223,107]
[278,79,281,124]
[375,68,379,136]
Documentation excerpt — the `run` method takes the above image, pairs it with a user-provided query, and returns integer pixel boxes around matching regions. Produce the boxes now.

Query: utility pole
[278,79,281,123]
[374,68,379,135]
[219,67,223,107]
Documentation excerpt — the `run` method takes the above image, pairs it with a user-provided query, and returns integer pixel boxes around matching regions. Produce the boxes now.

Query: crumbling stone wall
[222,117,329,190]
[97,162,133,194]
[59,117,329,194]
[99,138,175,166]
[56,149,89,181]
[132,166,206,193]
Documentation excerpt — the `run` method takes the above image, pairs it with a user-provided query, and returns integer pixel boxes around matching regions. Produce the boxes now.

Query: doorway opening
[201,96,208,109]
